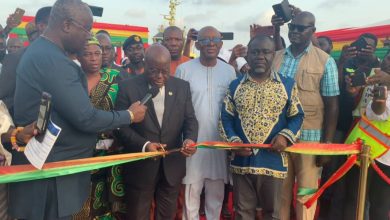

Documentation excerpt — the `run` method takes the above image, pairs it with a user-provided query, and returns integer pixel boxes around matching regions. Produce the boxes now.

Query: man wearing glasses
[176,26,236,220]
[272,11,339,220]
[96,30,128,78]
[9,0,147,219]
[122,35,145,77]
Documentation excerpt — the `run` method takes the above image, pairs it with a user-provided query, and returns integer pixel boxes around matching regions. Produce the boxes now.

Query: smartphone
[272,0,292,23]
[89,5,103,17]
[254,26,275,37]
[374,86,387,100]
[36,92,52,142]
[350,38,368,52]
[13,8,25,24]
[350,70,367,87]
[221,32,234,40]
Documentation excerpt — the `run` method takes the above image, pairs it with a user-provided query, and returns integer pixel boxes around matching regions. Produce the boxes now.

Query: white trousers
[183,179,225,220]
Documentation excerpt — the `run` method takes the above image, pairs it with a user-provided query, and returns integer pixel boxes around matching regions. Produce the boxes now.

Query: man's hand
[250,24,262,39]
[129,101,147,123]
[339,46,357,63]
[145,142,166,152]
[233,148,252,157]
[16,122,38,144]
[289,5,302,18]
[270,135,289,152]
[230,44,247,62]
[6,14,22,30]
[345,75,362,96]
[367,69,390,88]
[231,139,252,157]
[358,44,376,61]
[181,139,196,157]
[186,28,198,42]
[271,15,284,30]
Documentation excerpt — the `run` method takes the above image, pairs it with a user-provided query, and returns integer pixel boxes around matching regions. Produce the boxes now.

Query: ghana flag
[9,15,149,47]
[316,24,390,60]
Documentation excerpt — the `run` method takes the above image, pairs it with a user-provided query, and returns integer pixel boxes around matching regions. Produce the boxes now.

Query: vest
[345,114,390,159]
[272,46,329,130]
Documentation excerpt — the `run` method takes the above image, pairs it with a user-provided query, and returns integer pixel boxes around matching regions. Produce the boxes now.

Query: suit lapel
[137,76,160,129]
[161,78,176,130]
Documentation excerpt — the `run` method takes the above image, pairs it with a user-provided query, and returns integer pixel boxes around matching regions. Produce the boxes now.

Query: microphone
[140,86,160,105]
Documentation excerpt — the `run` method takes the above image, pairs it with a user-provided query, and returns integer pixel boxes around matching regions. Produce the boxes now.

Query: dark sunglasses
[197,37,222,46]
[288,23,313,32]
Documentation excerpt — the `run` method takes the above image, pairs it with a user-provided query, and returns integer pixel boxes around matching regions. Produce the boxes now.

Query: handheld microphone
[140,86,160,105]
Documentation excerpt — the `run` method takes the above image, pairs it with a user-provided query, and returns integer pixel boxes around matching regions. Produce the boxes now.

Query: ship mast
[163,0,181,26]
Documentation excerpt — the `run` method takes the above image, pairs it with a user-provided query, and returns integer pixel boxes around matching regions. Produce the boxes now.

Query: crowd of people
[0,0,390,220]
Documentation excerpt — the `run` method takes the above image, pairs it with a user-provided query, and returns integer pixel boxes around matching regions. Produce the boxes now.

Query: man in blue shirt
[219,35,304,220]
[272,11,339,220]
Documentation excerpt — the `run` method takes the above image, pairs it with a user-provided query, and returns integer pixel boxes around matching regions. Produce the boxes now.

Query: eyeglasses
[288,23,313,32]
[69,19,92,37]
[197,37,222,46]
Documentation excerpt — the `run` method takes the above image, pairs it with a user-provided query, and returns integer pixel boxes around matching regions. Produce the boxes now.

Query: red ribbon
[371,161,390,185]
[304,155,358,208]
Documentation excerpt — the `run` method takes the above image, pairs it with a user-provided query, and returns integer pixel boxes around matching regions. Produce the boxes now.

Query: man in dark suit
[116,44,198,220]
[0,6,52,115]
[10,1,147,219]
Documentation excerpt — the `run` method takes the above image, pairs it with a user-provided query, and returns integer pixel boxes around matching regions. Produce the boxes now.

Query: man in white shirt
[176,26,236,220]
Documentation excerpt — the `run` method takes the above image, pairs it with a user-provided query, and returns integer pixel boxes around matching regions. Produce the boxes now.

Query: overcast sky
[0,0,388,50]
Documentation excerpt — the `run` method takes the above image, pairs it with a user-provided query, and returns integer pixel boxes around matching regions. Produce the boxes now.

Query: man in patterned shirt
[272,11,339,220]
[220,35,304,220]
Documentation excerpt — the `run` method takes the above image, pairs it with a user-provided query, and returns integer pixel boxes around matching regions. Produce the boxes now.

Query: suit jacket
[10,37,131,219]
[116,75,198,187]
[0,48,26,116]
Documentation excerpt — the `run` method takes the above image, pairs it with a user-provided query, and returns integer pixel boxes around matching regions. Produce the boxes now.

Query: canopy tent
[316,24,390,60]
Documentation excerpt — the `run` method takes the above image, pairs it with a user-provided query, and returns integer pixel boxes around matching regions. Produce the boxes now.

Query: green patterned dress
[74,68,126,220]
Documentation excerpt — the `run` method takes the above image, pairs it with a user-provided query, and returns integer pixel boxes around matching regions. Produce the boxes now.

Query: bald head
[163,26,183,38]
[289,11,316,47]
[46,0,93,55]
[162,26,184,60]
[49,0,92,28]
[145,44,171,88]
[198,26,221,39]
[145,44,171,64]
[96,33,111,43]
[196,26,223,62]
[293,11,316,27]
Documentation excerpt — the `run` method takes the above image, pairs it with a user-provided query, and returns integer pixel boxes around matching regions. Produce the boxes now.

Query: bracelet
[127,110,134,123]
[10,127,25,152]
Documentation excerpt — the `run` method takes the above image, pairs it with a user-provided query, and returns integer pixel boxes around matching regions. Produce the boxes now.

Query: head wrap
[86,36,101,47]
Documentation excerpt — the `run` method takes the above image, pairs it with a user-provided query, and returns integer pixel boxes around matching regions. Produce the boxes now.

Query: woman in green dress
[73,37,126,220]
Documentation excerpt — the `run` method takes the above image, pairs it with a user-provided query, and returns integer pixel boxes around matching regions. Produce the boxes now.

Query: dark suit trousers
[125,160,181,220]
